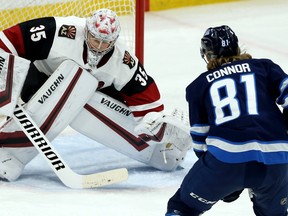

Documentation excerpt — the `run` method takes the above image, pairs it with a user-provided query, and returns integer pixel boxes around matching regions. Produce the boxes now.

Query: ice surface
[1,0,288,215]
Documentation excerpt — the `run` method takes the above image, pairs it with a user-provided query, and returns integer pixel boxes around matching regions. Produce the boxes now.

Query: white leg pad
[23,59,98,140]
[0,60,98,180]
[0,50,30,116]
[148,143,187,171]
[0,148,25,181]
[70,91,190,171]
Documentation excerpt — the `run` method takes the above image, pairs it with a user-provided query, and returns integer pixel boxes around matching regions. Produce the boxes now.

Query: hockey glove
[134,108,192,151]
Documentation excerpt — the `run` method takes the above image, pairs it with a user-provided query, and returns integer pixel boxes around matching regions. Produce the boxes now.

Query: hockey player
[0,9,192,182]
[165,25,288,216]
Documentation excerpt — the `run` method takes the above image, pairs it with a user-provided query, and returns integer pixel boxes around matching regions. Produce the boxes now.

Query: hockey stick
[12,103,128,189]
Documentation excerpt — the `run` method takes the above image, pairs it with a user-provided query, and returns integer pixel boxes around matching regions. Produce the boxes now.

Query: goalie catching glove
[135,108,192,152]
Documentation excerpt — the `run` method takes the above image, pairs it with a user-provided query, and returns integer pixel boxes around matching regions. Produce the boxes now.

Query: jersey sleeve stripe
[128,98,163,112]
[0,32,19,55]
[132,104,164,117]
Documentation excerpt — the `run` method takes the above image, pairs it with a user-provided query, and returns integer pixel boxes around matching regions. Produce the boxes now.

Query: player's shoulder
[54,16,86,29]
[17,16,57,30]
[52,16,86,40]
[185,71,207,97]
[249,57,275,66]
[188,69,208,86]
[114,39,136,57]
[112,39,138,67]
[246,58,283,73]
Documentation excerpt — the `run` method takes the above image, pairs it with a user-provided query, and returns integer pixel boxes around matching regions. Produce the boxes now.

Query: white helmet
[85,8,121,67]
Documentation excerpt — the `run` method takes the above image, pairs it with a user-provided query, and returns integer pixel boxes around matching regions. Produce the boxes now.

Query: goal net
[0,0,143,58]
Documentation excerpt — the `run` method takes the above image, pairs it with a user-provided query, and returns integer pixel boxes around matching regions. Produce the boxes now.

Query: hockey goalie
[0,8,192,182]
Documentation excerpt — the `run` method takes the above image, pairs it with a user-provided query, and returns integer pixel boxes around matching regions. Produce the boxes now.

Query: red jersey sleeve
[120,62,164,118]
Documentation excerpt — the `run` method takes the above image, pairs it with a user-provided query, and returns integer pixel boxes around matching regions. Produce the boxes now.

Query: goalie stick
[12,103,128,189]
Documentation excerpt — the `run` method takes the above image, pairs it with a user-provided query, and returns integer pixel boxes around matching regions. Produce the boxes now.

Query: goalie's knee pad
[0,148,25,181]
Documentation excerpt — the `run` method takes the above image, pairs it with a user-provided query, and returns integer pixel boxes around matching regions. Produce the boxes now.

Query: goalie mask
[85,8,121,68]
[200,25,239,62]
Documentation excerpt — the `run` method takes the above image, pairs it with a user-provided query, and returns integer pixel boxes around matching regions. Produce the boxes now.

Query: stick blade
[81,168,128,189]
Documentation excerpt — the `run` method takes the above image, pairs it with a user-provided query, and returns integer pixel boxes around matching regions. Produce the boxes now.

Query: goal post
[0,0,144,62]
[135,0,145,64]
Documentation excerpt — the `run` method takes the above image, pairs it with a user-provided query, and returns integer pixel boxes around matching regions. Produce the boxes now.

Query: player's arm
[119,60,166,141]
[119,61,164,120]
[186,82,209,157]
[0,17,56,60]
[283,108,288,130]
[118,62,191,151]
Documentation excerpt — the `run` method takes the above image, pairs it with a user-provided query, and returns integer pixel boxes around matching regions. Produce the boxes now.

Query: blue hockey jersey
[186,58,288,164]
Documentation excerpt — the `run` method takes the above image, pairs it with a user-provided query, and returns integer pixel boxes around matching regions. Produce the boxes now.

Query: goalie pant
[0,67,190,181]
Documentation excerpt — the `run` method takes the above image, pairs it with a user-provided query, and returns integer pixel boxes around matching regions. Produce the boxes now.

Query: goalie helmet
[200,25,239,62]
[85,8,121,67]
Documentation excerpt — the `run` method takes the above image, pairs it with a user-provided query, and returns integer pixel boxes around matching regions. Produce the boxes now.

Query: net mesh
[0,0,136,51]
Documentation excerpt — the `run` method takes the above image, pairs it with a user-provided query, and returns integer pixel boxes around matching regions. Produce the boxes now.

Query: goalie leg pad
[70,92,191,171]
[0,50,30,116]
[1,59,98,141]
[70,91,153,163]
[0,148,25,181]
[0,60,98,180]
[148,142,188,171]
[23,59,98,140]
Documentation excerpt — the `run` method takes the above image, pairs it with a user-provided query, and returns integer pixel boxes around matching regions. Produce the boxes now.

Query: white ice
[1,0,288,215]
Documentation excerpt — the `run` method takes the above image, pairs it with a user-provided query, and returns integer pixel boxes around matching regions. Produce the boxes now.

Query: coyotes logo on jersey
[122,51,135,69]
[58,25,76,39]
